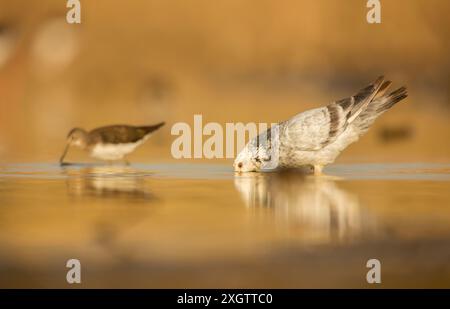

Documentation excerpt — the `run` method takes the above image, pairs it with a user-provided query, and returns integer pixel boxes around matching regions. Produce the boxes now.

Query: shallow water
[0,162,449,288]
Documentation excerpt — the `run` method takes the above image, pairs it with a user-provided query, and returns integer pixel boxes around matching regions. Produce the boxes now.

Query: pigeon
[60,122,165,165]
[234,76,408,174]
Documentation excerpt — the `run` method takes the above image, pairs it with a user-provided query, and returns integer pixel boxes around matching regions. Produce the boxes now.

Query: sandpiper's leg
[313,165,323,176]
[123,158,130,166]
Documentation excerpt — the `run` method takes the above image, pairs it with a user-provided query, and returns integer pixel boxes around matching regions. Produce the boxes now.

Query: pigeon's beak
[59,143,70,165]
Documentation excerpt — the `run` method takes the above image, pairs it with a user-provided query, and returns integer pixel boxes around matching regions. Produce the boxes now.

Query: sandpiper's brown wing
[89,122,165,144]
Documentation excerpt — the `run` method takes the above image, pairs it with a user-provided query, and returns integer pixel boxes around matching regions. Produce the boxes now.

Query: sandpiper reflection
[64,165,155,201]
[62,165,157,259]
[234,170,376,243]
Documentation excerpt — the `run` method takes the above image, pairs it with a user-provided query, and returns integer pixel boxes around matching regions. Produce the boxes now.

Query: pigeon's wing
[280,107,338,151]
[281,76,386,151]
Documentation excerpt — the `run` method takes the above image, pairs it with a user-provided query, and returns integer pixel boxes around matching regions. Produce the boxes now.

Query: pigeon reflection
[64,165,155,201]
[234,170,375,243]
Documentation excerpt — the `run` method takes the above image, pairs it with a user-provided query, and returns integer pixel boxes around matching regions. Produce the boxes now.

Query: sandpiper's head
[67,128,88,148]
[60,128,88,164]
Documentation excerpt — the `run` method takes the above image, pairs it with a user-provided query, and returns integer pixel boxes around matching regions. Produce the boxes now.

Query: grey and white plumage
[234,76,408,174]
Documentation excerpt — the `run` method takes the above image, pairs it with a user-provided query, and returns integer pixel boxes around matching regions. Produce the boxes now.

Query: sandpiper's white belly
[90,142,141,160]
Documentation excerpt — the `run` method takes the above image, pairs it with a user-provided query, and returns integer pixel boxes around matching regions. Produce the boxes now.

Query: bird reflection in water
[62,165,158,261]
[63,165,155,201]
[234,170,376,243]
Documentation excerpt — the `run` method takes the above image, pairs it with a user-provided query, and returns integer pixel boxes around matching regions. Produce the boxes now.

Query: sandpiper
[59,122,165,165]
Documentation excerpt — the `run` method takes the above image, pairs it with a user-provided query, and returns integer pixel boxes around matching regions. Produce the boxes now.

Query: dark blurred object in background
[378,125,414,143]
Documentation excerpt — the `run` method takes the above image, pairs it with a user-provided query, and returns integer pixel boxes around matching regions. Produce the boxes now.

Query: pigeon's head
[234,142,272,173]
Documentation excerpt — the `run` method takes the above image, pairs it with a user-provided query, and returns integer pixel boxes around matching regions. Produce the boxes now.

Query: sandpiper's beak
[59,143,70,165]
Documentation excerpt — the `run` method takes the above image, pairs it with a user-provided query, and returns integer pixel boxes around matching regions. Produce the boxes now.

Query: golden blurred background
[0,0,449,163]
[1,1,450,288]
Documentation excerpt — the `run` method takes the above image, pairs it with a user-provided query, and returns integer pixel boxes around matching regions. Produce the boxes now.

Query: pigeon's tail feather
[323,77,386,147]
[293,77,406,152]
[375,80,393,98]
[353,86,408,135]
[376,87,408,113]
[347,76,385,123]
[335,76,385,124]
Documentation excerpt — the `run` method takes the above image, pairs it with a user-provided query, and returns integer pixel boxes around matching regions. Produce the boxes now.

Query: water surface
[0,162,449,288]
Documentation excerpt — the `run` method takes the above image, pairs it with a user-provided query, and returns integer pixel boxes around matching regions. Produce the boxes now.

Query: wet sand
[0,162,449,288]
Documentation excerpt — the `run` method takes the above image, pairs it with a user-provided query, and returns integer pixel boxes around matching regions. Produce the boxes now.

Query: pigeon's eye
[237,162,243,168]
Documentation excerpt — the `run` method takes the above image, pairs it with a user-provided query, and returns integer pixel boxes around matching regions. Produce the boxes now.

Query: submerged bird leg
[313,165,323,176]
[123,158,130,166]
